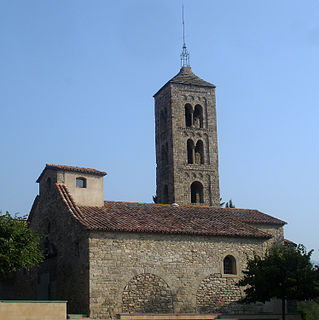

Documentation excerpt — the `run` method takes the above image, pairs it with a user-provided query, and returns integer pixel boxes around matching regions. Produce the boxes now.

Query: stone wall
[170,83,220,207]
[28,188,90,315]
[89,231,268,319]
[122,273,174,313]
[155,84,174,204]
[254,224,284,242]
[196,273,243,313]
[253,224,284,252]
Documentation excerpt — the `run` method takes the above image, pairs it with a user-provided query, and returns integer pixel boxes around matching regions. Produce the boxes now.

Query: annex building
[7,64,298,319]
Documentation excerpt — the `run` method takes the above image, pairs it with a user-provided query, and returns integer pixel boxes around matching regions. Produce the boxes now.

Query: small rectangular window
[76,177,87,188]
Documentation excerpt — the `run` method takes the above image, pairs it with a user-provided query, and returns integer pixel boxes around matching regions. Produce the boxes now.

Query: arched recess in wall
[187,139,194,164]
[193,104,203,128]
[122,273,174,314]
[196,273,243,313]
[191,181,204,203]
[185,104,192,127]
[195,140,204,164]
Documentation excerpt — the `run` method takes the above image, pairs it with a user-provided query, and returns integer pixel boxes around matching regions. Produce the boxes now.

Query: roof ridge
[103,200,254,209]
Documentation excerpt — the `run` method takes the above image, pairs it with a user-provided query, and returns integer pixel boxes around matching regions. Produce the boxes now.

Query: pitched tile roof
[154,67,215,97]
[55,184,284,239]
[36,164,107,182]
[219,207,286,226]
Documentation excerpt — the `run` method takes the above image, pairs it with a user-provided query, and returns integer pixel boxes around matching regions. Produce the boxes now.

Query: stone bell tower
[154,13,220,206]
[154,66,220,206]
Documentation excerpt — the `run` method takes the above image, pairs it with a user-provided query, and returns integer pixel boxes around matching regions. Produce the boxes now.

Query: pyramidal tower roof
[154,67,215,97]
[169,66,215,88]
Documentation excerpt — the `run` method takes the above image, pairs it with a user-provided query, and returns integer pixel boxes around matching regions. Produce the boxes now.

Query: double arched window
[223,255,237,275]
[185,104,203,128]
[191,181,204,203]
[187,139,204,164]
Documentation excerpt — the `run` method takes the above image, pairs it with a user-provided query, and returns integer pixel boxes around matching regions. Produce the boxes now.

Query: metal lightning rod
[180,4,190,67]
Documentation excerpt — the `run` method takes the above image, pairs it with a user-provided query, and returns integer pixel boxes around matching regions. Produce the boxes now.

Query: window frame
[76,177,87,188]
[222,254,238,277]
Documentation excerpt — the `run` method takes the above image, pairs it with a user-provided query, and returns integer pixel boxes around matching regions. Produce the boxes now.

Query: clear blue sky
[1,1,318,260]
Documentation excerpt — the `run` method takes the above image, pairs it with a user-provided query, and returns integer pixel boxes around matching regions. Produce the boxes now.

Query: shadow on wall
[196,273,276,315]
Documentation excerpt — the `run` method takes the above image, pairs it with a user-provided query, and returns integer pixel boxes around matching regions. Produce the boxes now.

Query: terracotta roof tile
[56,184,91,228]
[79,201,271,238]
[219,207,286,226]
[36,164,107,182]
[55,184,281,239]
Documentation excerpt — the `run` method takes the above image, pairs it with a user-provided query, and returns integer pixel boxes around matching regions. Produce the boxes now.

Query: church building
[3,26,299,318]
[21,62,295,319]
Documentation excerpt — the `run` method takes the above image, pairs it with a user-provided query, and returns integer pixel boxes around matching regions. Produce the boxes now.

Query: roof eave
[153,80,215,98]
[88,227,271,239]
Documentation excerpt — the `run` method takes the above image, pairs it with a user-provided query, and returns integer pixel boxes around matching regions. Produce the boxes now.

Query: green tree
[225,199,235,208]
[238,244,319,320]
[298,300,319,320]
[0,212,44,278]
[220,198,235,207]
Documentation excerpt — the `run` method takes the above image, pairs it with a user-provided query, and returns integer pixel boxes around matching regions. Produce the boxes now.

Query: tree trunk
[282,297,285,320]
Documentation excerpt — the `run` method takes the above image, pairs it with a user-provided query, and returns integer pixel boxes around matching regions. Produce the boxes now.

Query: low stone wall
[0,300,67,320]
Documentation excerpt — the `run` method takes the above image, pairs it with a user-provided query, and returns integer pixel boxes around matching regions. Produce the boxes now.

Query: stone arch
[191,181,203,203]
[122,273,174,314]
[196,273,243,314]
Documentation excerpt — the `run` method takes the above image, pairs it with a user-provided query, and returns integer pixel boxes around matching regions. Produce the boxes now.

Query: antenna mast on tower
[180,5,190,67]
